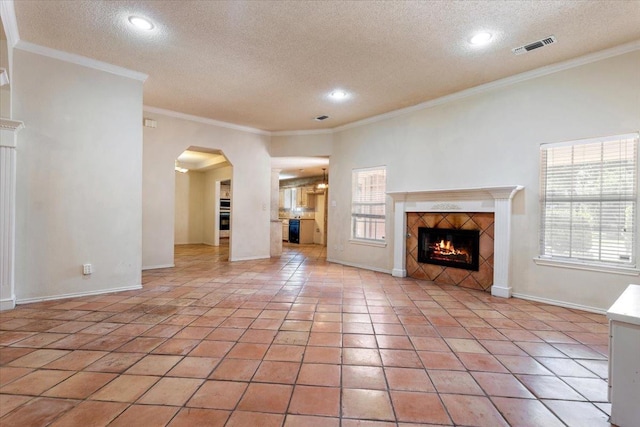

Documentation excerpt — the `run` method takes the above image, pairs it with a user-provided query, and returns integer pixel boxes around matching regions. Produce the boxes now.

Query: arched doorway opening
[174,147,233,260]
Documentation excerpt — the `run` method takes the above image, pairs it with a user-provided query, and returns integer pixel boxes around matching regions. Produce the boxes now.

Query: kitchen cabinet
[607,284,640,427]
[280,186,315,209]
[282,188,293,209]
[296,186,315,209]
[287,219,314,244]
[299,219,315,244]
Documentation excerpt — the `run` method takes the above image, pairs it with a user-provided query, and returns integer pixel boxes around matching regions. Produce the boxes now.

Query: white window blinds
[540,133,638,266]
[352,167,387,241]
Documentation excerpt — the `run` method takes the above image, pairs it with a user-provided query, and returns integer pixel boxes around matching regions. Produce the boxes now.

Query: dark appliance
[220,198,231,211]
[219,212,230,231]
[289,219,300,244]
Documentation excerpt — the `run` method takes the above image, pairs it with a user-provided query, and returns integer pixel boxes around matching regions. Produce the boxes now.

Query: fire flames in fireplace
[418,227,480,271]
[431,239,471,264]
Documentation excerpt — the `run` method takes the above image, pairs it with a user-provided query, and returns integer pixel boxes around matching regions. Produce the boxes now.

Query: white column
[489,191,518,298]
[488,186,523,298]
[270,169,282,257]
[0,118,24,311]
[392,199,407,277]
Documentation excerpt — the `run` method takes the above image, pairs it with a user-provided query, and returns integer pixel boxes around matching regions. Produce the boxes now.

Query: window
[539,133,638,267]
[351,166,386,242]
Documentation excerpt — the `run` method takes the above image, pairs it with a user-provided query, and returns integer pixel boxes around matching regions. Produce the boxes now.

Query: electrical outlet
[83,264,92,275]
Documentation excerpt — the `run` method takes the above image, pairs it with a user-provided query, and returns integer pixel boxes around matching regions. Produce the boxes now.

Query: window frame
[537,133,639,272]
[350,166,387,244]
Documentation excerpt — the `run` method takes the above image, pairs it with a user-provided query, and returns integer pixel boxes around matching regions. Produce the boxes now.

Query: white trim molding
[0,297,16,311]
[268,40,640,137]
[142,264,175,271]
[16,284,143,305]
[143,106,270,136]
[533,257,640,276]
[388,185,524,298]
[0,118,24,135]
[15,40,148,82]
[512,292,606,315]
[230,255,271,262]
[0,0,20,48]
[326,258,393,275]
[333,40,640,134]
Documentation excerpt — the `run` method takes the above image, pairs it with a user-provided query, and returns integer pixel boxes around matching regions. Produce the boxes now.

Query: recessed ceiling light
[470,32,493,45]
[128,16,154,30]
[329,90,349,100]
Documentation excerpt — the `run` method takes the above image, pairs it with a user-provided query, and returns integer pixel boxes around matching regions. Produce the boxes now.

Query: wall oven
[219,198,230,235]
[219,212,230,231]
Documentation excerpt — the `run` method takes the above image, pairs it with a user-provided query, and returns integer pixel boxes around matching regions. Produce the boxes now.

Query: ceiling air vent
[512,35,557,55]
[314,115,329,121]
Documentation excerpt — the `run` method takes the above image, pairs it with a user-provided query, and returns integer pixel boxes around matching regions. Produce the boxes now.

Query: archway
[174,147,233,260]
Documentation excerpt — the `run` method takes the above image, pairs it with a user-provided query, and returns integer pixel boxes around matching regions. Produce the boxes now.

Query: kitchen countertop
[607,284,640,326]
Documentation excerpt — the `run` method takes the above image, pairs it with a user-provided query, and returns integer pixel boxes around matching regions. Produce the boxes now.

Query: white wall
[322,51,640,311]
[271,132,333,157]
[13,49,143,301]
[174,170,205,244]
[203,166,232,245]
[142,112,271,267]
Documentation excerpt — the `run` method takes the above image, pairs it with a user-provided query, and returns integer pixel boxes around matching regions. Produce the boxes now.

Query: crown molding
[14,40,148,82]
[0,0,20,48]
[229,39,640,137]
[332,39,640,133]
[143,106,270,136]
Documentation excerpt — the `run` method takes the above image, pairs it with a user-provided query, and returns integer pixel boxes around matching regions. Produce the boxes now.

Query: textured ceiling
[11,0,640,132]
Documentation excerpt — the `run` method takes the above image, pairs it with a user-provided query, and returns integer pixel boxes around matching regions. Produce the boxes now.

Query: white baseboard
[326,258,393,275]
[16,284,143,305]
[0,297,16,311]
[511,292,606,315]
[392,268,407,277]
[491,284,512,298]
[142,264,175,271]
[230,255,270,262]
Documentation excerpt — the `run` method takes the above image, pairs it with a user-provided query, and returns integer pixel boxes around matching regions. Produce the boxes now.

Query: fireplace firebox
[418,227,480,271]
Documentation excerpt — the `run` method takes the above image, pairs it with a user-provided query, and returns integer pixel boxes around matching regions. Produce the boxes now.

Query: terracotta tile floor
[0,243,614,426]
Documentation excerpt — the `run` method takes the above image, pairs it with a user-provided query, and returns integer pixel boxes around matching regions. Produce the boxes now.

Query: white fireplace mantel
[388,185,523,298]
[1,117,25,311]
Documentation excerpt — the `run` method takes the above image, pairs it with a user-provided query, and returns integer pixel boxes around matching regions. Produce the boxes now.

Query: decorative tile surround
[406,212,494,292]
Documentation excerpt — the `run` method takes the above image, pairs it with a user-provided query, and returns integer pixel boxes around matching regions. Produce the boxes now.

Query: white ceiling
[11,1,640,133]
[176,149,228,171]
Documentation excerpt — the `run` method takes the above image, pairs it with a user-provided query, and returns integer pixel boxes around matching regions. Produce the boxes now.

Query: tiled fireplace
[406,212,494,292]
[388,186,523,298]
